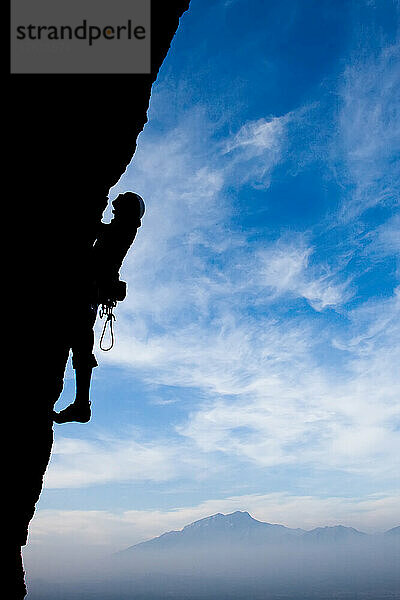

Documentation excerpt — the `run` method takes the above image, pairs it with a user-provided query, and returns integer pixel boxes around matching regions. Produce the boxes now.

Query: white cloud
[45,434,207,489]
[91,108,400,486]
[223,113,291,188]
[225,115,287,156]
[366,214,400,274]
[177,289,400,474]
[257,237,352,310]
[335,41,400,220]
[51,286,399,490]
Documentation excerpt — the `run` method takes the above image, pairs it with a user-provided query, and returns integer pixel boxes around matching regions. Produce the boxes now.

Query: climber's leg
[53,306,98,424]
[53,351,97,423]
[53,368,93,423]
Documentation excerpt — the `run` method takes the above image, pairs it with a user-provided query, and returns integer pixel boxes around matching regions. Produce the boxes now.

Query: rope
[99,301,116,351]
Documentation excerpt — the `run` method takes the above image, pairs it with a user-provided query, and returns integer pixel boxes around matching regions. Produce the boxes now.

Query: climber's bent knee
[72,352,98,370]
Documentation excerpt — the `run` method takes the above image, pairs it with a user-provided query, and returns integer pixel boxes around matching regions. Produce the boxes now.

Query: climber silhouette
[53,192,145,424]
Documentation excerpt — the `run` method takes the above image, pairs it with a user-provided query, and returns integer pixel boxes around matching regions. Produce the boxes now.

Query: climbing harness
[99,301,117,351]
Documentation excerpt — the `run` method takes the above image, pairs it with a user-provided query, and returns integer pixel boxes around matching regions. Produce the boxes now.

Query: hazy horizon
[25,511,400,599]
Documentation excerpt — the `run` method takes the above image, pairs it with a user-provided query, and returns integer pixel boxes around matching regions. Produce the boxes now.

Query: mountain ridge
[119,510,397,555]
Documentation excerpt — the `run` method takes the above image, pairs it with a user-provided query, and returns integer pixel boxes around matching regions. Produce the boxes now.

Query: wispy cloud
[95,100,400,488]
[178,288,400,472]
[45,433,208,489]
[257,236,353,310]
[54,287,399,490]
[334,41,400,220]
[48,21,400,515]
[223,115,287,187]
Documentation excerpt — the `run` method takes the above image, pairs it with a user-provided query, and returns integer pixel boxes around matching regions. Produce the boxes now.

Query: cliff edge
[9,2,190,596]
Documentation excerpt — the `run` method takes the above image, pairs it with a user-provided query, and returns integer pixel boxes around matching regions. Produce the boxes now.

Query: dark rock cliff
[9,2,190,597]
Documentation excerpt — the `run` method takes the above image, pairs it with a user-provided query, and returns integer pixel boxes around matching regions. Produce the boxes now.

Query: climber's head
[112,192,145,220]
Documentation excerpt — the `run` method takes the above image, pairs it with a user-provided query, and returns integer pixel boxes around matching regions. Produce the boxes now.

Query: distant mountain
[122,511,304,554]
[301,525,366,542]
[384,525,400,536]
[111,512,400,600]
[119,511,379,556]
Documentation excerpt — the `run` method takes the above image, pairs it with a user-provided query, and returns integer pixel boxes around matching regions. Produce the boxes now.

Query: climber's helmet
[112,192,145,220]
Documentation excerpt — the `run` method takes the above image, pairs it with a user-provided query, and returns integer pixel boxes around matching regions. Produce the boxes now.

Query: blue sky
[24,0,399,576]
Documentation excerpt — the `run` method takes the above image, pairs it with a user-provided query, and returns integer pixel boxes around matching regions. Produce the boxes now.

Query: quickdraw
[99,301,117,351]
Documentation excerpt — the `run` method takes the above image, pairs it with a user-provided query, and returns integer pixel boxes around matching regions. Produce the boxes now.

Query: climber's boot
[53,400,91,424]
